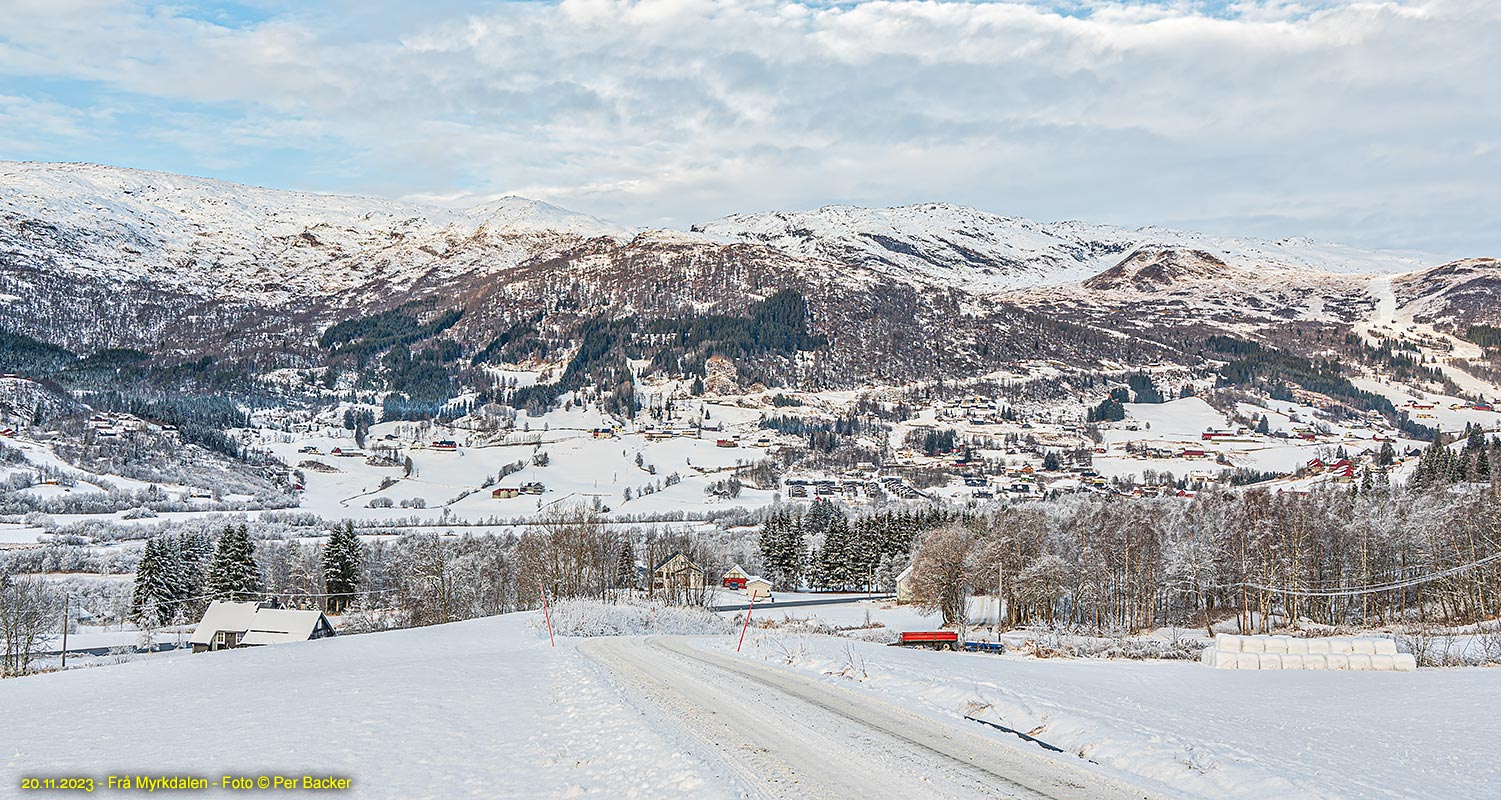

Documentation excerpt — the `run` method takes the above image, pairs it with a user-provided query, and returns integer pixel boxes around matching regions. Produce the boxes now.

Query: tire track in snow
[582,636,1162,800]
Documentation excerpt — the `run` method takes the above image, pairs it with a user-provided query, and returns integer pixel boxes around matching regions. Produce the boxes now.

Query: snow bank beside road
[713,632,1501,799]
[540,599,733,637]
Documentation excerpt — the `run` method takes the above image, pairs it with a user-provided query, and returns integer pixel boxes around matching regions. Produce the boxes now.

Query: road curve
[581,636,1163,800]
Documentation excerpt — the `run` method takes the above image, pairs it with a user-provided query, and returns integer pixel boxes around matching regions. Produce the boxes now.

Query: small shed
[722,564,749,589]
[190,600,334,653]
[492,487,520,499]
[895,565,915,604]
[744,576,773,601]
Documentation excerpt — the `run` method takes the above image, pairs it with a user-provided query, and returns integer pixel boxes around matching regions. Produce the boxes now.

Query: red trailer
[893,631,960,650]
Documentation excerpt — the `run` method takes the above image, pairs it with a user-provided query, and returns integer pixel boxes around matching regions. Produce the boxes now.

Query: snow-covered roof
[190,601,330,646]
[724,563,749,578]
[653,551,701,572]
[896,565,914,582]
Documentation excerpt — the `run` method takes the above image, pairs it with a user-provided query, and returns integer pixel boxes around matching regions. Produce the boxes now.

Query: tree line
[904,439,1501,634]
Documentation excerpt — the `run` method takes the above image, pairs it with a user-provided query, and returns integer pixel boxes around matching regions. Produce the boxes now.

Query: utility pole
[60,592,69,669]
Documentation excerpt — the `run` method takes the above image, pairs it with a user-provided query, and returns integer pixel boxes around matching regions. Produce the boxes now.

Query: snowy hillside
[0,161,628,305]
[693,203,1447,292]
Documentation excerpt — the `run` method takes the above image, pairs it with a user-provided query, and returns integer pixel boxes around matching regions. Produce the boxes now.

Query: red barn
[722,564,749,589]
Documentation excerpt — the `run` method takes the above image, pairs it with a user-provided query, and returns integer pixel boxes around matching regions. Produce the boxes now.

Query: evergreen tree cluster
[1086,388,1130,423]
[758,499,959,591]
[322,522,362,613]
[206,524,264,602]
[1126,373,1163,403]
[130,531,212,626]
[1411,427,1498,488]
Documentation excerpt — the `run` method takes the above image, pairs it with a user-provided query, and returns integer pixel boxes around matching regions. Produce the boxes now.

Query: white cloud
[0,0,1496,253]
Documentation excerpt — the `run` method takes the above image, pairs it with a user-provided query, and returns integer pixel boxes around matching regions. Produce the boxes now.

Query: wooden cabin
[189,600,333,653]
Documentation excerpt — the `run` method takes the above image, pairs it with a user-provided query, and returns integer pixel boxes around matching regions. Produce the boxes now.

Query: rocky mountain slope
[693,203,1443,292]
[0,162,1492,399]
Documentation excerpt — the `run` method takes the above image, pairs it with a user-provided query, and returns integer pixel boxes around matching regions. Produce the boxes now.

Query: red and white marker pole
[539,580,555,648]
[737,591,757,652]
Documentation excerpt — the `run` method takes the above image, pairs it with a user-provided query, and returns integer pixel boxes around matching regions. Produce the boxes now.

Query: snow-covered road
[581,636,1159,800]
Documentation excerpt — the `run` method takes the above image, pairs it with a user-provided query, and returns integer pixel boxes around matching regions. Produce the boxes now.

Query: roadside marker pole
[737,592,757,652]
[539,580,555,648]
[61,592,69,669]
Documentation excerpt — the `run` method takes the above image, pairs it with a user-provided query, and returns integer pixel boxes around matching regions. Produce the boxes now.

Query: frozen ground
[6,600,1497,799]
[714,625,1501,799]
[1,613,742,799]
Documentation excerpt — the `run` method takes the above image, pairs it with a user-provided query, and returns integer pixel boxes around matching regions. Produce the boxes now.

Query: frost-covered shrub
[753,613,896,643]
[368,497,394,508]
[538,598,734,637]
[121,506,157,520]
[1022,630,1205,661]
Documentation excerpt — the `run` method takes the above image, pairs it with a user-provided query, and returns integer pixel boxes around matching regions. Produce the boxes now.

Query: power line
[140,586,395,609]
[1212,551,1501,598]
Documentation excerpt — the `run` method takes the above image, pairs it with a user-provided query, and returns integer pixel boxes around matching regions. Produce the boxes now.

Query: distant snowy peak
[692,203,1135,290]
[695,203,1449,291]
[460,196,631,238]
[1083,248,1239,292]
[0,162,627,240]
[0,162,628,304]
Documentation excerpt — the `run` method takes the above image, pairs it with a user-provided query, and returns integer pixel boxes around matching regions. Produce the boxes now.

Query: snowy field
[5,597,1499,799]
[715,627,1501,799]
[256,417,776,524]
[1,614,743,799]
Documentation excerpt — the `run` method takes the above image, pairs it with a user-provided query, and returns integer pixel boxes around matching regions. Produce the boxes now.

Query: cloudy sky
[1,0,1496,253]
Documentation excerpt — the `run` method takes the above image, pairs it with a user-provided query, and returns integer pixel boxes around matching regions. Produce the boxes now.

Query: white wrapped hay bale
[1329,638,1355,655]
[1216,634,1244,653]
[1286,638,1309,655]
[1352,639,1377,655]
[1302,654,1328,670]
[1348,654,1373,671]
[1370,654,1396,671]
[1242,637,1266,653]
[1393,653,1418,672]
[1204,650,1239,669]
[1265,636,1291,654]
[1327,654,1350,670]
[1281,654,1306,670]
[1373,639,1398,655]
[1258,653,1284,670]
[1236,653,1261,670]
[1306,639,1332,654]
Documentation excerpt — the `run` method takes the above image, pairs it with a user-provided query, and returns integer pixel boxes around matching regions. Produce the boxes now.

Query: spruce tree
[321,521,361,613]
[758,510,806,591]
[614,542,636,590]
[207,524,262,602]
[815,515,856,590]
[130,538,176,626]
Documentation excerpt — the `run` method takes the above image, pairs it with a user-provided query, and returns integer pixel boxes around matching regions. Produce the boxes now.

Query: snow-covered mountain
[1,161,1492,392]
[693,203,1445,292]
[0,161,628,306]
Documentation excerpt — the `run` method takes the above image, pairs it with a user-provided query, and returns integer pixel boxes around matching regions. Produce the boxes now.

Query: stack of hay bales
[1201,634,1416,671]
